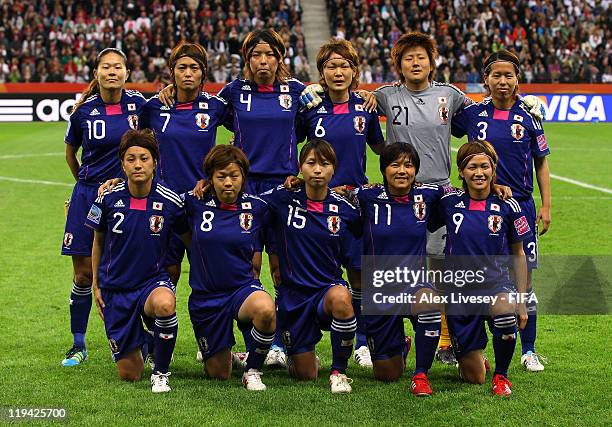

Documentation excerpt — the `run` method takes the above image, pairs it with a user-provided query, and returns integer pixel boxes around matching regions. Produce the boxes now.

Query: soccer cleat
[491,374,512,397]
[242,369,266,391]
[411,372,433,396]
[521,351,545,372]
[196,350,203,363]
[354,346,373,368]
[329,370,353,394]
[151,371,171,393]
[232,352,248,369]
[436,345,457,365]
[61,346,88,367]
[264,348,287,368]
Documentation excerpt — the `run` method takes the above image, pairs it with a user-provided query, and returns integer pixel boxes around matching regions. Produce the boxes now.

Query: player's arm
[534,156,551,235]
[158,84,175,107]
[366,113,385,154]
[91,230,106,321]
[65,143,80,181]
[511,241,528,330]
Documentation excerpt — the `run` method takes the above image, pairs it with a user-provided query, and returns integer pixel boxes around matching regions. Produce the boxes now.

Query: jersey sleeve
[217,83,235,131]
[140,101,152,129]
[295,109,309,143]
[258,185,283,213]
[65,110,83,147]
[506,199,533,243]
[366,112,385,148]
[450,88,473,115]
[528,118,550,158]
[84,197,106,231]
[373,87,390,117]
[172,197,189,236]
[451,106,470,138]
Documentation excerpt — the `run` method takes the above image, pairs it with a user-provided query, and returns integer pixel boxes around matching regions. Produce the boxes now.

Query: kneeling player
[436,141,529,396]
[88,130,185,393]
[261,139,360,393]
[355,143,443,396]
[183,145,276,391]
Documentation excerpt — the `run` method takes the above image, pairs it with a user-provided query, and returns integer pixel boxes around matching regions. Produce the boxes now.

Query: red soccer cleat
[491,374,512,397]
[411,372,433,397]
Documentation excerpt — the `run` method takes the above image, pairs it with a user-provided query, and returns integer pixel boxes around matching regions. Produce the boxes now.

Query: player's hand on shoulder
[284,175,303,191]
[356,90,377,113]
[158,84,175,107]
[332,185,350,198]
[98,178,124,197]
[192,179,209,200]
[521,95,546,121]
[299,84,324,110]
[492,184,512,200]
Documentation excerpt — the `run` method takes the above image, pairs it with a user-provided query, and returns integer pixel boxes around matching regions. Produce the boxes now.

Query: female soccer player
[182,145,276,391]
[295,38,385,368]
[260,139,360,394]
[88,130,185,393]
[354,142,444,395]
[436,141,529,396]
[451,50,551,372]
[61,48,146,367]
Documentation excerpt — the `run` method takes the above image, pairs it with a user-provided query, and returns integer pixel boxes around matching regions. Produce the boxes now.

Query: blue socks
[414,311,442,375]
[154,314,178,374]
[520,289,537,354]
[492,313,518,377]
[351,289,367,349]
[330,316,357,373]
[70,282,92,349]
[245,326,275,371]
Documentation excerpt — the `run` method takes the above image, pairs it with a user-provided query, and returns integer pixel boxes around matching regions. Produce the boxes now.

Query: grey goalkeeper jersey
[374,82,472,185]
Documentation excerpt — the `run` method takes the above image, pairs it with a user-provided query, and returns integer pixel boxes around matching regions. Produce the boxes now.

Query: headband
[459,152,496,170]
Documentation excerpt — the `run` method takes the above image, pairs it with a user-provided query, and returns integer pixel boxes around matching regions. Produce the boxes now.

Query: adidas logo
[241,84,251,91]
[160,105,170,111]
[316,106,327,113]
[206,199,216,207]
[114,200,125,208]
[90,108,100,116]
[377,192,388,200]
[478,110,488,117]
[455,201,466,208]
[416,98,425,105]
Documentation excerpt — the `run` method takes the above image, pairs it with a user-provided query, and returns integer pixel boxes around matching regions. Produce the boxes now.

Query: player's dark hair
[316,38,360,91]
[203,145,250,193]
[242,29,291,82]
[482,49,521,97]
[72,48,129,113]
[380,142,420,186]
[118,129,160,162]
[299,138,337,170]
[456,140,499,191]
[168,42,208,89]
[391,32,438,83]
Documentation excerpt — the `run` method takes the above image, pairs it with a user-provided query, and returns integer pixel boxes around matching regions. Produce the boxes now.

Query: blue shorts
[277,283,347,356]
[344,234,363,270]
[164,231,187,267]
[62,181,98,256]
[189,282,266,360]
[101,278,175,362]
[247,176,285,254]
[517,198,538,270]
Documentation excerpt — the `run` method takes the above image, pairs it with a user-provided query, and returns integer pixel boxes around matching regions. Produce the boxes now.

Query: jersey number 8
[200,211,214,232]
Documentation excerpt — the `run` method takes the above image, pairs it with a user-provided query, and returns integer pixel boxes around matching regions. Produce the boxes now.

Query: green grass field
[0,122,611,425]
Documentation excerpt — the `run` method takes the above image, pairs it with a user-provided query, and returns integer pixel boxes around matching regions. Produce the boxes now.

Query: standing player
[261,139,360,394]
[296,39,385,368]
[183,145,276,391]
[436,141,529,396]
[88,130,185,393]
[355,142,443,395]
[451,50,551,372]
[61,48,146,367]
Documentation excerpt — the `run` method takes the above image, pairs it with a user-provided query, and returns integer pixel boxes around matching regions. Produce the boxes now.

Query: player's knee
[205,363,231,380]
[73,271,92,287]
[154,297,176,317]
[118,366,143,382]
[463,370,486,385]
[291,365,318,381]
[373,364,402,382]
[254,302,276,328]
[413,290,442,314]
[329,289,353,318]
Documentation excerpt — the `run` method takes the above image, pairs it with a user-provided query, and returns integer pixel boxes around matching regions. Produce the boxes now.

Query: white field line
[0,176,73,187]
[0,152,64,160]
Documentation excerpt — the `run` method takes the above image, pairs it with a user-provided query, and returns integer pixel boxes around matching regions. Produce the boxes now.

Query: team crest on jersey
[413,202,426,220]
[108,338,119,353]
[279,94,292,110]
[63,232,73,247]
[240,212,253,231]
[488,215,503,233]
[511,123,525,140]
[195,113,210,129]
[327,216,341,234]
[354,116,366,133]
[127,114,138,130]
[149,215,164,233]
[438,105,449,124]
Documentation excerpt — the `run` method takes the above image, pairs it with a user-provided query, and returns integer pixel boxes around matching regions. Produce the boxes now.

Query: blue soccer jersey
[141,92,229,193]
[183,192,270,294]
[356,183,443,256]
[218,78,305,178]
[451,98,550,199]
[437,190,533,284]
[261,185,361,290]
[298,92,385,188]
[85,179,187,290]
[65,90,147,184]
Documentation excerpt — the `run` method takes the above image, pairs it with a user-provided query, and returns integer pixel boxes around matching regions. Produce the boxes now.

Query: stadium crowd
[327,0,612,84]
[0,0,309,85]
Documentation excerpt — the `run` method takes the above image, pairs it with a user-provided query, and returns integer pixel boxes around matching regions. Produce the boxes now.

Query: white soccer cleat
[329,371,353,394]
[354,346,373,368]
[264,348,287,368]
[151,372,171,393]
[196,350,203,363]
[521,351,545,372]
[232,352,248,369]
[242,368,267,391]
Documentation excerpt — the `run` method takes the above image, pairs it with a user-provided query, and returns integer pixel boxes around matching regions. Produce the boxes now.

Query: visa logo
[540,95,606,122]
